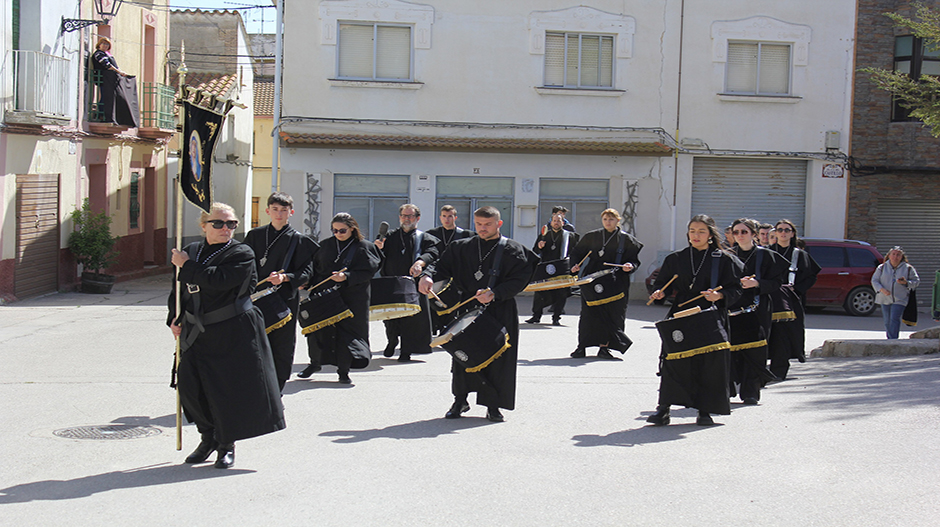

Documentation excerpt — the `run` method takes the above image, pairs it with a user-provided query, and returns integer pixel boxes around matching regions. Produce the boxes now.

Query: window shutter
[581,35,600,87]
[726,42,757,93]
[758,43,790,94]
[338,24,374,79]
[376,25,411,80]
[599,36,613,87]
[565,34,579,87]
[544,32,565,86]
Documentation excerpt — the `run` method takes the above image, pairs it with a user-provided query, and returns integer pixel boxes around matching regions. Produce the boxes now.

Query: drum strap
[281,231,300,276]
[487,237,508,290]
[560,230,571,257]
[614,231,626,264]
[710,250,721,290]
[787,248,800,286]
[413,230,424,263]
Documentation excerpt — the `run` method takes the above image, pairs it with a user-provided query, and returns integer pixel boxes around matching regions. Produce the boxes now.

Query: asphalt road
[1,274,937,526]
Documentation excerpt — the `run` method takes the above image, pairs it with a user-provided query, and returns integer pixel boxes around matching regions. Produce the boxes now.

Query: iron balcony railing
[11,50,70,117]
[142,82,175,129]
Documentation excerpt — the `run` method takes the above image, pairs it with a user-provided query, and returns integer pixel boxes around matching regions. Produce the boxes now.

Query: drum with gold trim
[579,270,624,306]
[655,307,730,361]
[251,285,292,334]
[430,308,511,373]
[369,276,422,321]
[298,285,353,335]
[524,258,576,292]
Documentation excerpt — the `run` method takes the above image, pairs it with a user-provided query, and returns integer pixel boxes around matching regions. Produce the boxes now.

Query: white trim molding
[319,0,435,49]
[711,16,812,66]
[527,6,635,59]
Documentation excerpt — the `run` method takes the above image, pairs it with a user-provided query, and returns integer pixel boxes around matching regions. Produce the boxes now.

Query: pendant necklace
[335,237,354,263]
[736,245,756,270]
[549,229,560,251]
[475,238,499,281]
[442,228,455,247]
[689,247,707,290]
[260,224,289,267]
[599,229,617,258]
[195,239,233,265]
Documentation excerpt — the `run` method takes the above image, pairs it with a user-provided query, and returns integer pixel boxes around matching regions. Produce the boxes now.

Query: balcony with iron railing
[5,50,71,126]
[139,81,176,138]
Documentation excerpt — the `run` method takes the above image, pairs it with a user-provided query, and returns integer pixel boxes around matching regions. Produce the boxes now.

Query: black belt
[182,296,253,350]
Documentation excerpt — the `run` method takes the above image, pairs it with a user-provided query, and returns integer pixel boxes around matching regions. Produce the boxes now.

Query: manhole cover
[53,425,162,440]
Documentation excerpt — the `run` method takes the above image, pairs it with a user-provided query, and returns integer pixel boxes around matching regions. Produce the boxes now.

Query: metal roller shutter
[876,198,940,306]
[691,158,808,234]
[15,174,60,298]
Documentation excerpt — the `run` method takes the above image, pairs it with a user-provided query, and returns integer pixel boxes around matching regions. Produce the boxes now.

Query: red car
[645,239,884,316]
[802,238,883,316]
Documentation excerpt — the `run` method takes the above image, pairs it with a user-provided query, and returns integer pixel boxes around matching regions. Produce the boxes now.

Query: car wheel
[844,287,876,316]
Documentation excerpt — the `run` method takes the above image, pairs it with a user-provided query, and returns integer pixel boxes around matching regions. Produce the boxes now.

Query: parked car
[644,239,883,316]
[802,238,883,316]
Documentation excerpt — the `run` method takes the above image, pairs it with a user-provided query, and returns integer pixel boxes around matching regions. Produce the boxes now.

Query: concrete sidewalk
[1,275,938,526]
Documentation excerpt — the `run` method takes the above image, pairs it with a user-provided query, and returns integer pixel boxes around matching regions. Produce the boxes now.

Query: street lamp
[62,0,124,33]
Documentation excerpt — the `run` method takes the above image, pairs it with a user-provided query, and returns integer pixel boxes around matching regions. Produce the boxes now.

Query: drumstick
[603,262,638,268]
[451,288,492,311]
[427,288,447,308]
[256,269,285,288]
[647,274,678,305]
[677,285,724,308]
[573,251,592,271]
[308,267,348,291]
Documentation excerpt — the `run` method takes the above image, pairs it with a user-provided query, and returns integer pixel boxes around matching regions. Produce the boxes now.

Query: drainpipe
[271,0,283,193]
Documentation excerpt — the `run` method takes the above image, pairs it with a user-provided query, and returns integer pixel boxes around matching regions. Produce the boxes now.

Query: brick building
[850,0,940,297]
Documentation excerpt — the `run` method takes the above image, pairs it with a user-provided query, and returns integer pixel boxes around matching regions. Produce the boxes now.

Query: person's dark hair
[440,204,456,214]
[775,219,800,248]
[551,205,569,214]
[399,203,420,217]
[731,218,759,236]
[267,192,293,208]
[688,214,723,247]
[331,212,363,241]
[474,206,500,220]
[758,222,773,231]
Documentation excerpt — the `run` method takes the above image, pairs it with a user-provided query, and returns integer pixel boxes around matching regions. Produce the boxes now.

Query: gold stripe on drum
[728,339,768,352]
[265,313,292,334]
[465,333,511,373]
[301,309,354,335]
[664,341,730,360]
[771,310,796,321]
[585,292,624,307]
[369,303,422,321]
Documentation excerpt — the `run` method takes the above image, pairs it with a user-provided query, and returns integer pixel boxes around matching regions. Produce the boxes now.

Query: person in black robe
[426,205,474,333]
[300,213,383,384]
[374,204,440,361]
[568,208,643,359]
[526,212,579,326]
[419,206,538,422]
[244,192,318,391]
[647,214,743,426]
[727,218,786,404]
[91,36,136,125]
[767,219,821,381]
[168,203,284,469]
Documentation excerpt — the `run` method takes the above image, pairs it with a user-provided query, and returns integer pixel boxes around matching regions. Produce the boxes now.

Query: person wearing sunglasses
[244,192,319,391]
[168,203,285,469]
[727,218,786,404]
[301,213,382,384]
[374,204,441,361]
[766,219,821,381]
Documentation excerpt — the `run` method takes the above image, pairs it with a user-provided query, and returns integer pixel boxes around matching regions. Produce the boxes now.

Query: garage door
[691,158,808,234]
[876,198,940,306]
[15,174,60,298]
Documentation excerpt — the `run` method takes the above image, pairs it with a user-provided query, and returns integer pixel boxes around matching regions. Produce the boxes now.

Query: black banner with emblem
[180,100,224,212]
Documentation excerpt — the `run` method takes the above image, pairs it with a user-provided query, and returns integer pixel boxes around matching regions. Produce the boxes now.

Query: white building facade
[279,0,855,295]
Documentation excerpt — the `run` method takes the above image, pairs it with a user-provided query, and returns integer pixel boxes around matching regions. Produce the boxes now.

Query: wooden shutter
[758,43,790,95]
[876,198,940,301]
[15,174,60,298]
[376,25,411,80]
[726,42,758,93]
[338,23,373,79]
[544,32,565,86]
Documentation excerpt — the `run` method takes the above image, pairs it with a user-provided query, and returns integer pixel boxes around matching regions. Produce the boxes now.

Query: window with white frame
[544,32,614,89]
[337,22,412,81]
[725,42,791,96]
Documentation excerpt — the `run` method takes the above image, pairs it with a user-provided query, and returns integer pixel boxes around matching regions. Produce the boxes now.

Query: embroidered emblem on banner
[546,264,557,275]
[594,283,604,294]
[672,330,684,343]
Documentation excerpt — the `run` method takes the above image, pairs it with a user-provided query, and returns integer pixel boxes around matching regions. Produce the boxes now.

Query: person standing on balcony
[92,37,126,123]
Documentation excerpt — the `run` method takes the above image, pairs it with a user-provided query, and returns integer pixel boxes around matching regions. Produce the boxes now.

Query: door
[15,174,60,298]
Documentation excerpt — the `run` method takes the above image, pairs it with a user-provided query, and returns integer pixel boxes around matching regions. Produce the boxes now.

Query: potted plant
[68,199,120,294]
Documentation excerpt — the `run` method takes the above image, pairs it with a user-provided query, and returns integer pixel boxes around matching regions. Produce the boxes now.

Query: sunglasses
[331,228,349,234]
[207,220,238,230]
[775,227,793,233]
[732,229,751,235]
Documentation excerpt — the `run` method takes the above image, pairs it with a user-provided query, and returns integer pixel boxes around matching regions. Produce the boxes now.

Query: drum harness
[253,231,300,300]
[179,242,253,352]
[729,248,762,317]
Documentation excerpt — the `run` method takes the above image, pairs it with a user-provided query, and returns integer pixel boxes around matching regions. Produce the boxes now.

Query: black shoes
[646,407,670,425]
[597,347,620,360]
[383,345,395,358]
[486,408,505,422]
[445,401,470,419]
[214,443,235,469]
[742,397,759,405]
[184,434,219,464]
[297,364,321,378]
[397,355,413,362]
[552,318,561,326]
[338,372,352,384]
[525,316,541,324]
[696,411,716,426]
[570,347,586,358]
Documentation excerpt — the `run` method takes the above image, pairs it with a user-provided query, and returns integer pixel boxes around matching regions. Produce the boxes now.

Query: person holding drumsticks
[168,203,284,468]
[418,206,537,422]
[526,212,579,326]
[300,213,382,384]
[646,214,743,426]
[568,208,643,359]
